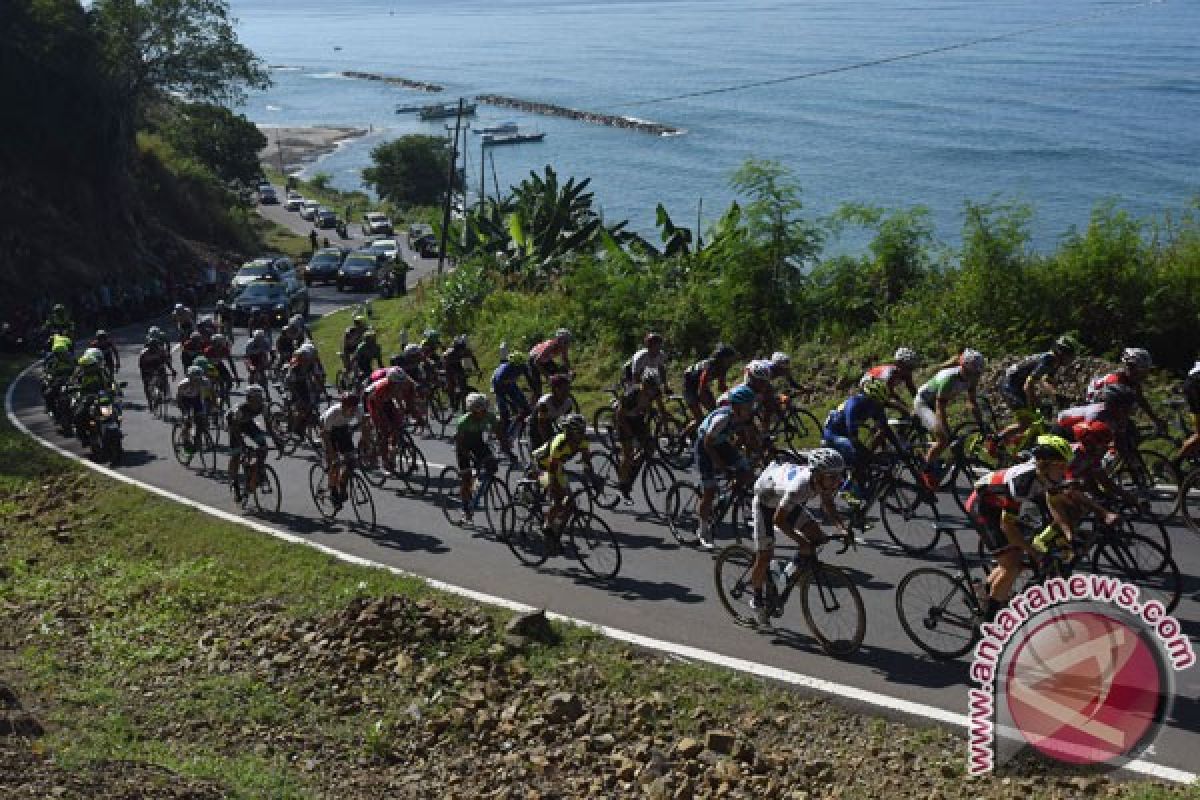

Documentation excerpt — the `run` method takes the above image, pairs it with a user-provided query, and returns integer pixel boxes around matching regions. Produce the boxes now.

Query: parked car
[258,186,278,204]
[316,208,338,229]
[337,251,386,292]
[304,247,347,286]
[414,234,442,259]
[284,192,305,211]
[407,222,434,246]
[231,278,310,326]
[299,201,320,221]
[229,256,297,297]
[362,212,394,236]
[366,239,399,262]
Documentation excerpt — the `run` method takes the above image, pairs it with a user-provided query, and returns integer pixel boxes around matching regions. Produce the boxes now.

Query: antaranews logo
[967,574,1194,775]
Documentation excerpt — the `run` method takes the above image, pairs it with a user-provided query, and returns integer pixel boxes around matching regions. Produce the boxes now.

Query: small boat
[395,105,424,114]
[333,46,342,51]
[419,103,477,120]
[473,121,518,135]
[482,131,546,146]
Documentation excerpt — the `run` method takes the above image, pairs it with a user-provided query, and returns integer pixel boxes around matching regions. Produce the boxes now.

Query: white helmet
[298,343,317,358]
[387,367,407,384]
[186,365,205,379]
[211,333,227,346]
[252,329,267,341]
[806,448,846,476]
[555,328,571,342]
[959,349,984,374]
[403,343,421,359]
[1121,347,1152,370]
[747,360,773,381]
[465,392,489,412]
[893,347,918,367]
[770,351,790,368]
[84,347,104,362]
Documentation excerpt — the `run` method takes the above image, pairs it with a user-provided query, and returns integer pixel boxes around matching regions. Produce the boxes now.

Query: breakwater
[475,94,684,137]
[341,71,443,93]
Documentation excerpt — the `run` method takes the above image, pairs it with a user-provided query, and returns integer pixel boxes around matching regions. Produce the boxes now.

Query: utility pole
[275,129,284,176]
[437,98,464,275]
[479,133,487,211]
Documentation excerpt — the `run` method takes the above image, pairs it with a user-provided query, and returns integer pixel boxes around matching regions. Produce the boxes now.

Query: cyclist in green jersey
[453,393,503,522]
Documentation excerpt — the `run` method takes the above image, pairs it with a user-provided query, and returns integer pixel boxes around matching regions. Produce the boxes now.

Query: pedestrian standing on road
[309,229,319,253]
[204,260,218,305]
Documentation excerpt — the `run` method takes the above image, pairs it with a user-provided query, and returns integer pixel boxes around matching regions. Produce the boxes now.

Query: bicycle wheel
[147,382,164,419]
[439,466,466,526]
[1088,533,1181,614]
[251,464,282,514]
[713,544,759,627]
[797,563,866,657]
[358,435,388,488]
[348,472,376,530]
[568,511,621,580]
[170,422,197,468]
[395,440,430,496]
[784,406,823,448]
[878,479,941,554]
[269,406,299,456]
[665,480,701,547]
[639,458,675,518]
[482,477,513,537]
[309,462,336,519]
[194,429,218,474]
[428,387,453,432]
[591,451,622,510]
[1179,468,1200,533]
[501,500,549,567]
[593,406,616,450]
[895,567,980,660]
[1115,450,1180,524]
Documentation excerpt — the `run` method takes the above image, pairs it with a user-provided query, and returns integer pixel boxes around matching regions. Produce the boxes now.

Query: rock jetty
[341,71,443,93]
[475,94,684,137]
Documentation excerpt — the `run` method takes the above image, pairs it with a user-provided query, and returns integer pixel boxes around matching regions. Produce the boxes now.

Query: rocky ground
[256,126,369,175]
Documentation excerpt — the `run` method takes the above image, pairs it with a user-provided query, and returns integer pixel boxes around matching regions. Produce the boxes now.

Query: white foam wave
[310,71,350,80]
[265,104,282,112]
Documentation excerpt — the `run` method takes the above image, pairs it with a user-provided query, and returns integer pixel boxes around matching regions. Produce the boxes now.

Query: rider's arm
[966,384,986,432]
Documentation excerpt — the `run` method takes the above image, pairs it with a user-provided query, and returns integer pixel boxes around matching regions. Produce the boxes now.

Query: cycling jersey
[698,405,744,446]
[455,411,498,445]
[138,345,169,373]
[1066,442,1105,483]
[227,402,267,452]
[173,308,194,328]
[353,340,383,373]
[1004,351,1060,390]
[1086,371,1135,403]
[320,404,357,433]
[754,462,819,511]
[443,343,475,369]
[865,364,907,391]
[617,385,658,420]
[917,366,973,405]
[626,347,668,384]
[533,432,589,469]
[823,393,887,441]
[204,342,232,362]
[244,337,271,357]
[534,392,575,420]
[342,326,366,353]
[1057,403,1126,435]
[970,460,1047,514]
[529,337,567,366]
[492,360,528,388]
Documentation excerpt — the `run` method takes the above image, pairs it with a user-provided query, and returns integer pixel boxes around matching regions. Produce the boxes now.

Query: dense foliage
[362,135,462,208]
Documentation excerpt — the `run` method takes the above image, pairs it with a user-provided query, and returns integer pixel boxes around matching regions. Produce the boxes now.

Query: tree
[163,102,266,186]
[730,159,823,286]
[91,0,269,111]
[362,135,458,208]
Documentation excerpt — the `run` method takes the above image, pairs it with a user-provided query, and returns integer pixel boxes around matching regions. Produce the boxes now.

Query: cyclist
[90,330,121,375]
[213,299,235,339]
[227,385,277,503]
[419,328,443,379]
[204,333,241,392]
[196,315,217,342]
[1059,420,1138,510]
[320,393,361,512]
[530,373,576,453]
[243,329,273,395]
[45,303,73,337]
[69,348,113,443]
[994,335,1080,448]
[491,351,533,459]
[821,375,905,506]
[966,436,1093,617]
[696,385,758,550]
[175,365,212,451]
[747,448,850,626]
[1178,360,1200,463]
[283,343,321,436]
[276,319,305,366]
[363,367,420,469]
[442,334,479,404]
[528,328,572,397]
[41,336,75,413]
[768,352,804,392]
[864,347,921,414]
[1056,384,1137,458]
[615,368,669,503]
[622,332,669,390]
[180,331,205,370]
[681,343,737,438]
[352,329,384,387]
[915,348,987,489]
[530,412,596,553]
[172,303,195,343]
[1086,347,1165,434]
[138,329,176,399]
[340,314,368,372]
[453,393,503,523]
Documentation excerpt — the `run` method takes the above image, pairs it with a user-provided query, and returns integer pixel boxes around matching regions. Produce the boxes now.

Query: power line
[623,0,1167,108]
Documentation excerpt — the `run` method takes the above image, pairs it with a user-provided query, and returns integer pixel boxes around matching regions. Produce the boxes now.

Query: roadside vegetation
[1,358,1192,798]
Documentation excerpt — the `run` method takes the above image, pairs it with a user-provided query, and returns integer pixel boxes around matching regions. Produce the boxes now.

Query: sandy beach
[257,125,368,174]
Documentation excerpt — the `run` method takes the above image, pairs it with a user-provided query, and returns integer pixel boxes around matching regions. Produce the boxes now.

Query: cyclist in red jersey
[1086,347,1164,433]
[528,328,571,397]
[364,367,420,467]
[864,346,919,414]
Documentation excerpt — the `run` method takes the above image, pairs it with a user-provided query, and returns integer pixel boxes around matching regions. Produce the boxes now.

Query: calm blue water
[233,0,1200,249]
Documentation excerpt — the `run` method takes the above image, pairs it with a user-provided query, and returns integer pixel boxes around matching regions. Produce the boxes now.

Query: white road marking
[5,362,1195,786]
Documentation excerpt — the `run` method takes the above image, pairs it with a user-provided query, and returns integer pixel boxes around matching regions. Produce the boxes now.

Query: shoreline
[256,125,370,174]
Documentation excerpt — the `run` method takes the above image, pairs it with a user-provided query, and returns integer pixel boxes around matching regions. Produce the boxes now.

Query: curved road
[10,285,1199,782]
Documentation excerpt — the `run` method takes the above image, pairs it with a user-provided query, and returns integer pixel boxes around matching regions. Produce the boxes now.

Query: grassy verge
[1,357,1193,798]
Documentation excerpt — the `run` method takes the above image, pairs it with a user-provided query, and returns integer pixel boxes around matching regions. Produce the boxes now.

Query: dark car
[337,251,386,292]
[303,247,347,287]
[231,278,310,326]
[316,208,338,229]
[414,234,442,259]
[258,186,278,204]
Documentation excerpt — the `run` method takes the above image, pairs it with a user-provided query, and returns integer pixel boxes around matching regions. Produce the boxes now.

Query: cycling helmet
[215,299,226,309]
[713,343,736,360]
[747,360,773,381]
[771,351,791,368]
[1121,347,1152,371]
[1054,335,1081,356]
[211,334,227,347]
[453,334,468,347]
[84,347,103,362]
[174,303,184,311]
[1032,434,1073,463]
[959,348,985,374]
[555,328,571,342]
[189,332,203,343]
[192,355,211,368]
[77,353,98,367]
[402,343,421,359]
[729,385,756,406]
[245,385,265,400]
[1102,383,1137,409]
[352,314,365,325]
[549,373,571,390]
[465,392,489,412]
[95,330,108,339]
[806,447,846,476]
[422,328,440,342]
[51,339,70,354]
[859,375,889,403]
[252,329,267,341]
[645,332,664,347]
[363,329,377,340]
[186,365,205,379]
[1072,420,1113,449]
[340,393,359,409]
[53,303,65,313]
[562,413,587,436]
[386,366,407,384]
[641,368,661,386]
[893,347,918,367]
[148,326,163,338]
[298,343,317,357]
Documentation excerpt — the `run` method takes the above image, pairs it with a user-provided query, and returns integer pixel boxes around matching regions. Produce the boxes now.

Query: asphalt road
[12,268,1199,779]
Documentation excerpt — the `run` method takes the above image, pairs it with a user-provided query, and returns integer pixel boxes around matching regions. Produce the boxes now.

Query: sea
[232,0,1200,250]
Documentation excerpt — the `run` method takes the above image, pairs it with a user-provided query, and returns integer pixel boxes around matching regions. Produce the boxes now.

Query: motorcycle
[81,388,125,465]
[42,376,74,433]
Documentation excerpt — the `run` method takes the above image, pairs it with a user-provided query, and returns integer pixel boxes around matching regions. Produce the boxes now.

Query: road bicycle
[230,446,282,513]
[598,425,676,518]
[171,407,218,473]
[500,482,621,580]
[145,368,171,421]
[356,417,430,495]
[439,457,512,535]
[713,532,865,657]
[663,472,752,549]
[309,452,375,529]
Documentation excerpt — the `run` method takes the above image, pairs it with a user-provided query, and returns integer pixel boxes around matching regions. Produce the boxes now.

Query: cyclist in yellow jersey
[531,413,596,548]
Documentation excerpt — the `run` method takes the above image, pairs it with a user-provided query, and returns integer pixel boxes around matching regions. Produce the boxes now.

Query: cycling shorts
[494,383,529,418]
[456,440,497,473]
[751,498,814,553]
[618,414,651,444]
[228,425,266,456]
[821,432,859,469]
[913,397,942,437]
[329,426,354,455]
[178,396,205,418]
[695,439,749,489]
[965,491,1016,553]
[367,398,404,435]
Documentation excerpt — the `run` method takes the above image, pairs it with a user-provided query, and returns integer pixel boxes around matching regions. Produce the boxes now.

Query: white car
[362,212,393,236]
[284,192,304,211]
[366,239,399,262]
[299,200,320,221]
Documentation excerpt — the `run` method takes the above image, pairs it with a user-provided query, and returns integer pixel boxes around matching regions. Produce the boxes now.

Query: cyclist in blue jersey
[491,351,533,458]
[822,376,905,505]
[695,385,758,549]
